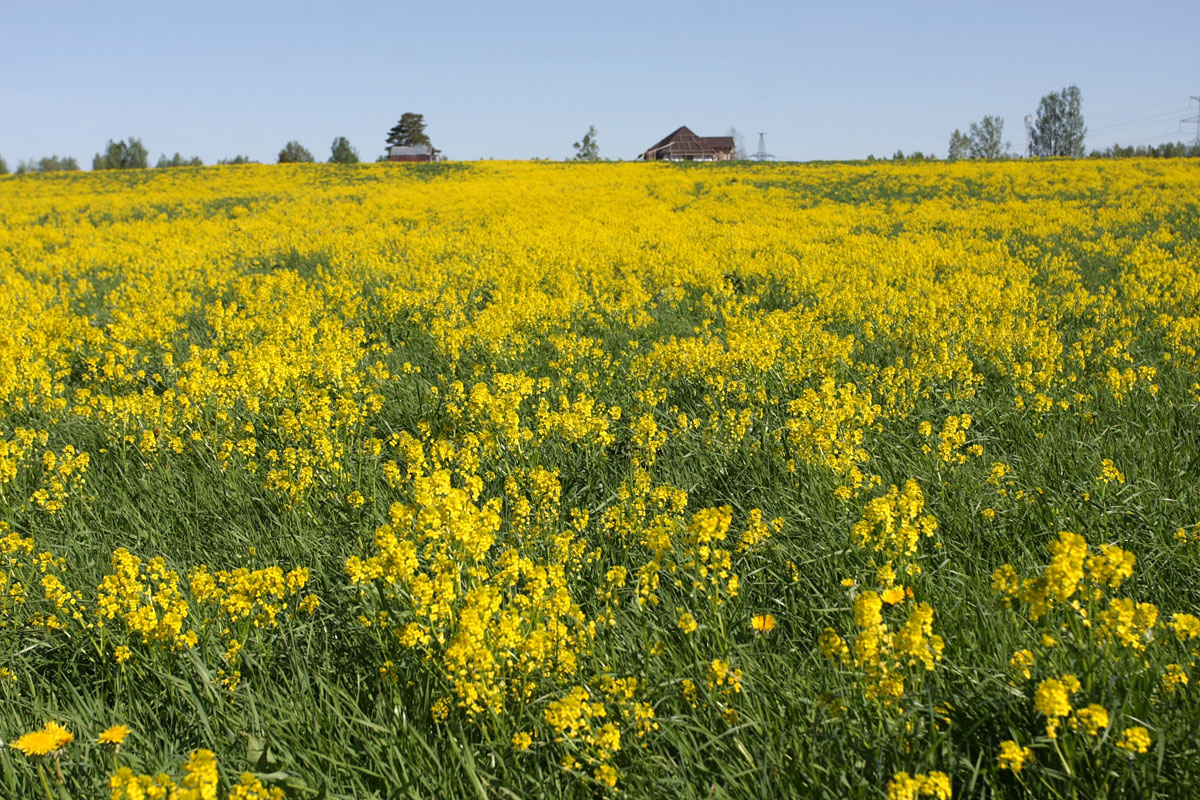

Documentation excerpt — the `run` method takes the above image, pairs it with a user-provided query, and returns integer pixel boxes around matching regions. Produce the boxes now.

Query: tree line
[944,84,1198,161]
[5,103,1196,173]
[947,85,1085,160]
[0,114,438,175]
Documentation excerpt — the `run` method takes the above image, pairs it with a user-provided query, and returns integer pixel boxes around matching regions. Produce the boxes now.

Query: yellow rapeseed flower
[997,740,1032,773]
[1116,726,1151,754]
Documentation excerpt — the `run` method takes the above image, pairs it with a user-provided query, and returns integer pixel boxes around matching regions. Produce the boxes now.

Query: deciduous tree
[968,115,1010,159]
[93,138,149,170]
[277,141,315,164]
[40,155,79,171]
[156,153,203,168]
[329,137,359,164]
[726,127,748,160]
[1032,85,1086,157]
[947,130,970,161]
[572,125,600,161]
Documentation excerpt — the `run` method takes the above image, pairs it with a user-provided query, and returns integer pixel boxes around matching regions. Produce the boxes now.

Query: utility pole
[751,132,775,161]
[1024,115,1034,158]
[1182,96,1200,151]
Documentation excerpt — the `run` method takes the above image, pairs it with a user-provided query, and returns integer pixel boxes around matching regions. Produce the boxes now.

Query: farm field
[1,159,1199,799]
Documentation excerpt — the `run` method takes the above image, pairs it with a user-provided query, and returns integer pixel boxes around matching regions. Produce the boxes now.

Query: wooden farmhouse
[638,126,736,161]
[388,144,437,162]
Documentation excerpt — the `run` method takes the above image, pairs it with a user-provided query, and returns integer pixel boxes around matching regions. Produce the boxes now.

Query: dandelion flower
[11,721,73,757]
[751,613,776,633]
[98,724,131,746]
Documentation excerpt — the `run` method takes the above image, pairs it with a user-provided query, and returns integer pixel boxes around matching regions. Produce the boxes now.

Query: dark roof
[641,126,736,159]
[645,126,696,153]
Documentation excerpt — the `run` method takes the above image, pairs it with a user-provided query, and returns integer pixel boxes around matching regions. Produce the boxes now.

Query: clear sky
[3,0,1198,165]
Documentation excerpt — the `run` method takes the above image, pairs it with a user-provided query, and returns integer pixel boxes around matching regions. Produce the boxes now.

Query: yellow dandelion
[11,721,73,757]
[97,724,131,746]
[751,613,777,633]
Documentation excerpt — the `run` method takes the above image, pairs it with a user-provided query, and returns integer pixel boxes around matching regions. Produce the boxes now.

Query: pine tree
[386,114,432,148]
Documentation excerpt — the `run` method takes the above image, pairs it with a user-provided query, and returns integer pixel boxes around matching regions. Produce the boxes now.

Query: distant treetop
[387,113,433,150]
[93,138,148,170]
[278,141,315,164]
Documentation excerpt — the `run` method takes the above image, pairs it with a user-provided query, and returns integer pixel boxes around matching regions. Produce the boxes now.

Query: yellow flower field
[1,159,1199,798]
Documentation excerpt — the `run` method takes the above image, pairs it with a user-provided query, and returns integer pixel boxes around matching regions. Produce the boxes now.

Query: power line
[1116,130,1187,146]
[1090,109,1191,135]
[1182,96,1200,149]
[1087,100,1192,120]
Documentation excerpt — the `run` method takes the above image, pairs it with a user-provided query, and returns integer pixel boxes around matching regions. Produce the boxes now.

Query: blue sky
[3,0,1198,165]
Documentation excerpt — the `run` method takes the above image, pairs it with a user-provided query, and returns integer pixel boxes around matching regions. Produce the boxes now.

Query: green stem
[36,760,54,800]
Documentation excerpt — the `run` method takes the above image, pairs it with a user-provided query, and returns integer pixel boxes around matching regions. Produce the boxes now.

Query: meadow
[0,158,1198,799]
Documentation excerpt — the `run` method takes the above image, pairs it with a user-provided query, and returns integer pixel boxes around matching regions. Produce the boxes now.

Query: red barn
[388,145,437,162]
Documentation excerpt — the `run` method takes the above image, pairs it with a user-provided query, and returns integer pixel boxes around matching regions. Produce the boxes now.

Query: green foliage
[156,153,203,168]
[948,117,1008,161]
[947,130,970,161]
[277,141,315,164]
[217,155,255,165]
[387,112,432,149]
[968,115,1010,159]
[93,137,149,170]
[18,156,81,173]
[1090,141,1200,159]
[1033,85,1086,157]
[328,136,359,164]
[572,125,600,161]
[0,155,7,175]
[2,163,1199,799]
[39,155,80,171]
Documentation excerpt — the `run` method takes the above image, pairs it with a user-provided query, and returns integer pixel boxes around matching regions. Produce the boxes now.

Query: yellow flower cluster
[993,530,1196,764]
[821,590,944,703]
[850,479,938,561]
[110,749,283,800]
[886,770,952,800]
[3,158,1200,794]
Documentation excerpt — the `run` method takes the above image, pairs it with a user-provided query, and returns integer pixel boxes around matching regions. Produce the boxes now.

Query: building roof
[389,144,433,156]
[641,126,735,159]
